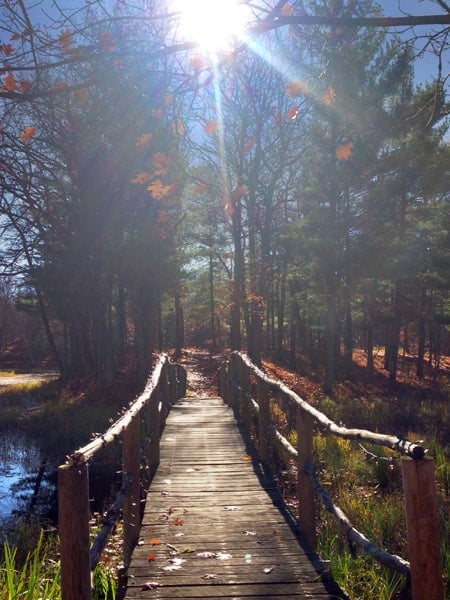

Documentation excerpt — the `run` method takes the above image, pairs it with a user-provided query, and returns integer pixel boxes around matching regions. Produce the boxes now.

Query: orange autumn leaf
[174,119,186,136]
[286,105,299,121]
[172,518,183,526]
[243,455,252,461]
[147,179,174,199]
[204,120,219,135]
[3,72,18,92]
[323,86,336,106]
[1,44,14,57]
[149,538,161,546]
[100,31,115,52]
[20,126,36,144]
[19,80,32,93]
[131,172,151,185]
[281,3,294,16]
[232,184,248,200]
[244,138,256,153]
[51,81,68,92]
[59,29,73,52]
[147,553,157,561]
[136,133,152,148]
[157,209,170,224]
[152,152,169,177]
[336,141,353,160]
[285,80,309,98]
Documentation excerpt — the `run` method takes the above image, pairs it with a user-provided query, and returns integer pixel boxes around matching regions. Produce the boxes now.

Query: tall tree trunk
[416,288,427,378]
[230,200,243,351]
[276,268,287,359]
[387,285,402,385]
[116,278,127,368]
[343,284,353,378]
[134,282,156,385]
[174,291,184,359]
[324,294,338,394]
[366,316,374,372]
[209,254,216,349]
[15,220,65,375]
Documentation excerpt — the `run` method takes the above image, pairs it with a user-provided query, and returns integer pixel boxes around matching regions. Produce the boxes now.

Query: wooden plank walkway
[125,396,345,599]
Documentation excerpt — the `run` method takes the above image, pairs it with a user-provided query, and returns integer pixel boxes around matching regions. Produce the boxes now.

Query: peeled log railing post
[148,390,161,478]
[297,408,316,550]
[401,457,444,600]
[257,378,273,470]
[58,463,92,600]
[229,353,240,413]
[123,415,141,565]
[239,361,251,428]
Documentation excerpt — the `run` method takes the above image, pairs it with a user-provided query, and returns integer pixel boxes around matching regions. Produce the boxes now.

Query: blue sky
[378,0,449,86]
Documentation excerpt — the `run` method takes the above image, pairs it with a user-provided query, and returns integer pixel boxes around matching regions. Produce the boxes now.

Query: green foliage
[314,431,450,598]
[0,530,61,600]
[0,529,120,600]
[92,564,117,600]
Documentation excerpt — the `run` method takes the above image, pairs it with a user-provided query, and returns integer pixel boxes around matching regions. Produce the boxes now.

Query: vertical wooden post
[177,364,187,398]
[217,365,224,400]
[169,362,178,404]
[257,378,273,470]
[297,408,316,550]
[401,457,444,600]
[239,361,251,428]
[148,391,161,477]
[229,353,240,413]
[123,416,141,565]
[223,361,231,406]
[58,463,92,600]
[159,363,170,428]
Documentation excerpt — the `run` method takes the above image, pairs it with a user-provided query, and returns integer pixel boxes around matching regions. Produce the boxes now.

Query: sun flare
[174,0,252,53]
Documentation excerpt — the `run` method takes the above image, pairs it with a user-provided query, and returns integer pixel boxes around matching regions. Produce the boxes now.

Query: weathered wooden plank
[124,397,345,600]
[125,582,335,598]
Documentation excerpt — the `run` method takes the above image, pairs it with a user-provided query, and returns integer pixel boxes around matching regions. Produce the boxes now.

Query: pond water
[0,379,122,540]
[0,429,56,536]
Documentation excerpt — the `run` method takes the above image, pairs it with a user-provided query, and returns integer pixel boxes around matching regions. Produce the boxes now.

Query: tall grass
[269,386,450,598]
[0,527,119,600]
[0,530,60,600]
[313,431,449,599]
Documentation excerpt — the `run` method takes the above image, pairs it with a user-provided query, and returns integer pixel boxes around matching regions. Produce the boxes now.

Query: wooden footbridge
[58,353,445,600]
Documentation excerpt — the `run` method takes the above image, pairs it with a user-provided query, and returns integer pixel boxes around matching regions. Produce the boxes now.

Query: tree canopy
[0,0,449,388]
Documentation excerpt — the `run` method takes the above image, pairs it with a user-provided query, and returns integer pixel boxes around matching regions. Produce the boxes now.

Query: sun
[174,0,252,53]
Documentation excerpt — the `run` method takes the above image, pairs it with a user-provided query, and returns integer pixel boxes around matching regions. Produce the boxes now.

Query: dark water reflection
[0,429,57,537]
[0,426,122,541]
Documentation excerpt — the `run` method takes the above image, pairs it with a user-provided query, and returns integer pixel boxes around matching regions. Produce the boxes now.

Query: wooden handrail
[219,351,444,600]
[237,352,425,459]
[58,354,186,600]
[66,354,167,465]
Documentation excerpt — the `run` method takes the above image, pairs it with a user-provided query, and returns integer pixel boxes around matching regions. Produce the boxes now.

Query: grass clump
[0,530,60,600]
[0,524,121,600]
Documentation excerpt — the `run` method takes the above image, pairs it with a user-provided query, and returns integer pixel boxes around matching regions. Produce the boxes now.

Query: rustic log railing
[218,351,445,600]
[58,353,186,600]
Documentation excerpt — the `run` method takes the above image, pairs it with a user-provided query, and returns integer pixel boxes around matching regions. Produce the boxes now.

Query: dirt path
[176,348,223,397]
